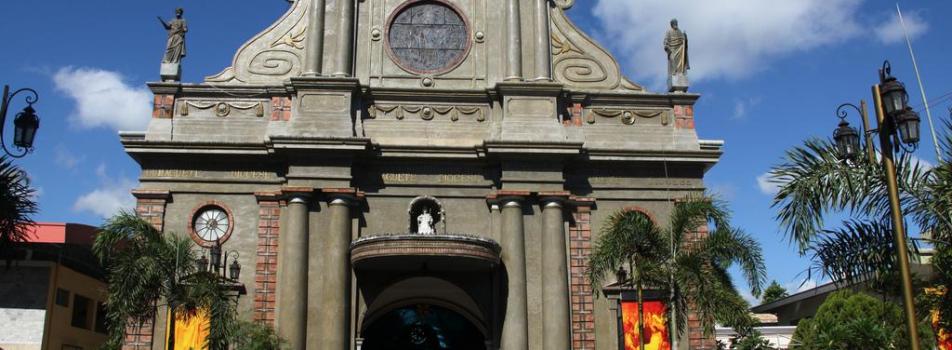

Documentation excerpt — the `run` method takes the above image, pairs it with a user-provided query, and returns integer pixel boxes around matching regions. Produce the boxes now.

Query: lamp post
[832,60,922,350]
[196,240,242,282]
[0,85,40,158]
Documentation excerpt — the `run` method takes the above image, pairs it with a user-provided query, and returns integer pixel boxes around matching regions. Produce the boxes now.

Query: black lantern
[0,85,41,158]
[229,259,241,280]
[210,243,222,270]
[12,105,38,149]
[833,119,862,160]
[196,255,209,272]
[895,107,921,145]
[879,61,908,117]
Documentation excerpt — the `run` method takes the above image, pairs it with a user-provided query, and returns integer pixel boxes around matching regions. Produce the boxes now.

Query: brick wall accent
[122,321,155,350]
[152,94,175,119]
[254,192,283,325]
[127,190,170,350]
[569,200,595,350]
[674,105,695,129]
[686,226,714,349]
[271,97,292,121]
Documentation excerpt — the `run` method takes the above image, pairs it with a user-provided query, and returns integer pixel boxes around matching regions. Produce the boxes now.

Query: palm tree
[587,196,766,350]
[0,156,37,256]
[93,212,236,350]
[767,136,935,293]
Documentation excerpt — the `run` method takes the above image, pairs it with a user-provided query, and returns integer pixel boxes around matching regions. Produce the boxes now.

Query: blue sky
[2,1,950,302]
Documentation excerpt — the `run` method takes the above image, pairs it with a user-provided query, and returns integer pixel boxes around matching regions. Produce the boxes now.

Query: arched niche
[408,196,446,234]
[361,276,488,339]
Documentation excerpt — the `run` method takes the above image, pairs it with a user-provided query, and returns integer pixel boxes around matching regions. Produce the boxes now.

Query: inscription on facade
[142,169,273,180]
[380,168,485,185]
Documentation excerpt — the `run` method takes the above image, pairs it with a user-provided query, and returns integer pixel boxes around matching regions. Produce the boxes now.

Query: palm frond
[0,156,37,253]
[668,195,729,250]
[587,210,666,295]
[702,226,767,296]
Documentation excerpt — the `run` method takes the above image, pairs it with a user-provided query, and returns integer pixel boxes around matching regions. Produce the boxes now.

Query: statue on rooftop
[664,18,690,92]
[159,8,188,64]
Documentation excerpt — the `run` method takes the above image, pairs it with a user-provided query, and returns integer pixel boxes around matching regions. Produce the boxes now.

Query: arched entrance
[362,303,486,350]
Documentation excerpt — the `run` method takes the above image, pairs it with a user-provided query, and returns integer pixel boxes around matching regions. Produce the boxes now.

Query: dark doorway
[362,304,485,350]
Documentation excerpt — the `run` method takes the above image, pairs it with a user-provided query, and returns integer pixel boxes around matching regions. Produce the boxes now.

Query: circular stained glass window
[189,203,234,246]
[387,1,470,74]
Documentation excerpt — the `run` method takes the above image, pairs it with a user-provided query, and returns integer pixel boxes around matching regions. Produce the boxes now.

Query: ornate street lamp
[195,240,241,281]
[0,85,41,158]
[895,107,921,145]
[833,114,861,160]
[832,60,923,350]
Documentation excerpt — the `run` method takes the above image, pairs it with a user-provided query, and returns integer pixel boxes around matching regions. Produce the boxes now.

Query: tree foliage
[587,196,766,343]
[731,328,775,350]
[229,320,287,350]
[790,290,932,350]
[0,156,37,254]
[93,212,236,350]
[760,280,788,305]
[768,119,952,344]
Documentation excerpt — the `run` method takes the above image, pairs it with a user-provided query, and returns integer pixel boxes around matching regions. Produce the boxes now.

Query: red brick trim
[570,204,595,350]
[271,96,292,121]
[674,105,695,129]
[186,201,236,248]
[122,320,155,350]
[125,193,170,349]
[153,94,175,119]
[254,197,282,325]
[621,205,659,224]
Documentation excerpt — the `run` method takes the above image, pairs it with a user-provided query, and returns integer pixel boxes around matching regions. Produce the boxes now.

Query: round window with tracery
[387,0,471,74]
[189,203,234,246]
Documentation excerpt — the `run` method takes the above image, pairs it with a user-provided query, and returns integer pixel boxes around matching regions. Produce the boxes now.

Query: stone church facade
[122,0,722,349]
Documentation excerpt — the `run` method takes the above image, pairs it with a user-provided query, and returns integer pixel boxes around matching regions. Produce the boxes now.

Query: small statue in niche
[417,208,435,235]
[664,18,690,92]
[158,8,187,81]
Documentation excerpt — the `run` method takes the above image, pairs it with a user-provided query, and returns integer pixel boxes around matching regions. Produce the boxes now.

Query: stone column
[500,198,528,350]
[541,197,569,350]
[319,195,354,350]
[303,0,327,76]
[277,193,309,350]
[334,0,356,76]
[505,0,523,80]
[531,0,552,81]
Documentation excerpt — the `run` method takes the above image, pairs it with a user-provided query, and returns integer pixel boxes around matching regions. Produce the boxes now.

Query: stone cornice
[568,91,701,107]
[495,81,565,96]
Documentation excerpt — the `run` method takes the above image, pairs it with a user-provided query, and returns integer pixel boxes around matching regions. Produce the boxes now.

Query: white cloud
[756,172,782,196]
[874,10,928,45]
[54,146,84,170]
[53,67,151,131]
[592,0,863,86]
[73,165,137,219]
[707,182,737,201]
[732,97,761,120]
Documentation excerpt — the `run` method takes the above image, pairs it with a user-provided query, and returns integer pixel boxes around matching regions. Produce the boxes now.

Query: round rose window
[387,1,470,74]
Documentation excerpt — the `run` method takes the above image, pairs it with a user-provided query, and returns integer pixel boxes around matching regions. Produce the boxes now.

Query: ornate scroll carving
[180,101,265,118]
[553,0,574,10]
[368,105,486,123]
[587,108,669,126]
[206,0,310,84]
[549,7,643,92]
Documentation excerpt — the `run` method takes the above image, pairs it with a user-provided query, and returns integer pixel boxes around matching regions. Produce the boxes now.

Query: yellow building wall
[43,264,108,350]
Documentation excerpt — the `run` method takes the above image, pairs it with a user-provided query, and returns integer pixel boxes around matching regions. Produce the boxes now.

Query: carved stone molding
[179,100,265,118]
[550,7,643,93]
[367,104,486,122]
[206,0,310,84]
[553,0,574,10]
[586,108,668,126]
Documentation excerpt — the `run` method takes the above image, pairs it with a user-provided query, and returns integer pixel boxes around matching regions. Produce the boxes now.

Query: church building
[123,0,722,349]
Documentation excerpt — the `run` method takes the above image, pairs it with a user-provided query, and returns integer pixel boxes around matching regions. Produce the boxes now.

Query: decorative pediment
[206,0,310,84]
[550,7,644,93]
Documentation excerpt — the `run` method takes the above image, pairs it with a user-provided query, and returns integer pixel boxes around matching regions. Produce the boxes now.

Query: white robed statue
[417,209,435,235]
[664,18,690,92]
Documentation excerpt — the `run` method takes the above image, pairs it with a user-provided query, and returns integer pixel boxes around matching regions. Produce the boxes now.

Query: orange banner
[621,300,671,350]
[165,308,210,350]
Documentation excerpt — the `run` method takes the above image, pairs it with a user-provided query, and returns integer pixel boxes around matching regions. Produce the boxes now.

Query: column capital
[487,190,531,206]
[281,186,316,199]
[539,191,571,207]
[131,189,171,201]
[321,187,364,205]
